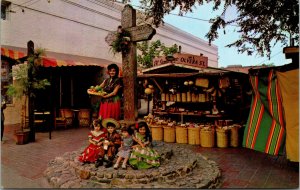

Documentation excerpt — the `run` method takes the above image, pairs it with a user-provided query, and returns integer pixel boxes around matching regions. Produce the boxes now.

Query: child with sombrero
[102,118,122,168]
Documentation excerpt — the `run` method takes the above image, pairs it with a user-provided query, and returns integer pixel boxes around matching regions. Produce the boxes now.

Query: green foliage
[161,43,179,56]
[111,29,131,55]
[137,40,179,68]
[6,48,50,130]
[138,0,299,58]
[7,64,29,99]
[7,49,51,99]
[261,62,275,66]
[91,101,100,113]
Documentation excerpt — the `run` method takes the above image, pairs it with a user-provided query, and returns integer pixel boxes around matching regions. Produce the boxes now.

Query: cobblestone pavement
[1,124,299,188]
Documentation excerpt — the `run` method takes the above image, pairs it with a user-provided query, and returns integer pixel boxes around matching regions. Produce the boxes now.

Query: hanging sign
[153,53,208,68]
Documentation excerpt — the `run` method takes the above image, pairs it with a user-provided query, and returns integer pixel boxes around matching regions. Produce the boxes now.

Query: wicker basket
[191,93,198,102]
[161,93,166,101]
[188,127,201,145]
[169,94,174,101]
[172,94,177,102]
[200,129,215,147]
[230,125,239,147]
[216,128,229,148]
[176,93,181,102]
[150,124,163,141]
[87,89,106,97]
[163,126,175,143]
[186,91,191,102]
[181,93,187,102]
[176,127,188,144]
[165,93,170,101]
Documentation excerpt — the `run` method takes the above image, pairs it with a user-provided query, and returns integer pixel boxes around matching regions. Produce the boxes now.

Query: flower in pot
[6,48,50,145]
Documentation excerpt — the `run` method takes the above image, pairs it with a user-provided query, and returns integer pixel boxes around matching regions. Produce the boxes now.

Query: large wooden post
[106,5,156,122]
[121,6,137,122]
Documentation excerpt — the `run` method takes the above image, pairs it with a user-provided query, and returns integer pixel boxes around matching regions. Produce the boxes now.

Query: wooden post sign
[153,53,208,68]
[105,5,156,121]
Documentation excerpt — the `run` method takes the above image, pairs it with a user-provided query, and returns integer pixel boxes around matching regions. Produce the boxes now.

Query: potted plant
[6,48,50,145]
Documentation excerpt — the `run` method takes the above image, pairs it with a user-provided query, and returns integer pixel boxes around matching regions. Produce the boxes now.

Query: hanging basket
[216,128,229,148]
[188,127,201,145]
[176,127,188,144]
[163,126,175,143]
[200,128,215,148]
[150,124,163,141]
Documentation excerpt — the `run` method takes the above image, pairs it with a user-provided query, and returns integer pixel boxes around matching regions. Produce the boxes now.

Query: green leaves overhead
[137,40,179,68]
[138,0,299,58]
[7,48,51,99]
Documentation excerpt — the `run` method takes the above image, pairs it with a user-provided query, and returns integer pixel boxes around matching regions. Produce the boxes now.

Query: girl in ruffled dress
[78,119,107,167]
[129,121,160,169]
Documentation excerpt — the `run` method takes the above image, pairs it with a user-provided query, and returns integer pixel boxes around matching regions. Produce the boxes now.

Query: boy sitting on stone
[101,118,122,168]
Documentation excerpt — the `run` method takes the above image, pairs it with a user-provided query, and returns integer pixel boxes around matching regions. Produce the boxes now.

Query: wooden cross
[105,5,156,122]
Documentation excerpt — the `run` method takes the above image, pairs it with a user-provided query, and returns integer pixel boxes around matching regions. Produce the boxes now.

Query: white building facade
[1,0,218,124]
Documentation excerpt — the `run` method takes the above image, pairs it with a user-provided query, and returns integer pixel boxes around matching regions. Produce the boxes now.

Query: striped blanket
[243,69,285,155]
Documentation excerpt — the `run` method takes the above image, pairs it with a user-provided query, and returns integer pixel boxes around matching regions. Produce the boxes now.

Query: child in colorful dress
[113,126,134,169]
[78,119,107,168]
[101,118,122,168]
[129,121,160,169]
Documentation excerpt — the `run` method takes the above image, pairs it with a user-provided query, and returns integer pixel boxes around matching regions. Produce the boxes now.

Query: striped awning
[1,47,26,60]
[41,57,123,77]
[42,57,102,67]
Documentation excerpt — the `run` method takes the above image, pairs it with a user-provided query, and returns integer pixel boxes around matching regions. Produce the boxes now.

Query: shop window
[1,1,11,20]
[1,60,13,104]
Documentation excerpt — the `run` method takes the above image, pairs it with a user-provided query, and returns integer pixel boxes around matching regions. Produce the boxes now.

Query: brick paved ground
[1,124,299,188]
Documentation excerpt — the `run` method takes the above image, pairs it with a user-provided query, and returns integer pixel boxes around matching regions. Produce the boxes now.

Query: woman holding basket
[98,63,122,120]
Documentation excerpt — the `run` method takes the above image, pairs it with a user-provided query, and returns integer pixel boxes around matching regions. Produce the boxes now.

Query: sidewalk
[1,124,299,188]
[1,124,89,188]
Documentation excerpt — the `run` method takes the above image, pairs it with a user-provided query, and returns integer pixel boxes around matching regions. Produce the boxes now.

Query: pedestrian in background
[1,93,7,142]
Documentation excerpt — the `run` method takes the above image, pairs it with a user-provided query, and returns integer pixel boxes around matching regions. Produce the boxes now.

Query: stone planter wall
[44,142,222,188]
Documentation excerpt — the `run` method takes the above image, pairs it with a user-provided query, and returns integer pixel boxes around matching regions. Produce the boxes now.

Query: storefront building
[1,0,218,125]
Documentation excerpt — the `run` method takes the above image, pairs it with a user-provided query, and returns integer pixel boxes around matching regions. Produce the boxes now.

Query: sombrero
[102,118,121,129]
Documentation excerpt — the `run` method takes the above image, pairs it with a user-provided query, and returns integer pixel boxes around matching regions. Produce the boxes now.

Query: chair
[54,110,67,129]
[78,109,91,127]
[60,108,74,127]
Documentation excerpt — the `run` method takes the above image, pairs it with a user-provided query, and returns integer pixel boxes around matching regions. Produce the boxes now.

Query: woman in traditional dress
[78,119,107,167]
[129,121,160,169]
[98,63,122,120]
